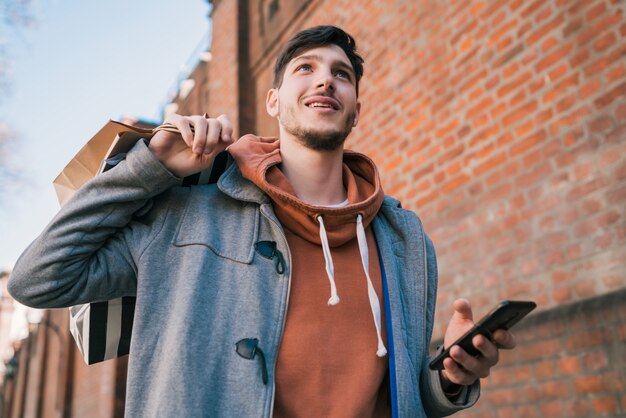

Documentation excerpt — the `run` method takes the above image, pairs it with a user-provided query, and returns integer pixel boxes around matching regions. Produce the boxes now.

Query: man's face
[266,45,361,151]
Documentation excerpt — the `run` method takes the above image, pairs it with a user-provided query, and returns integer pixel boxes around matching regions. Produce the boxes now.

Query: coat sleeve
[419,233,480,417]
[7,140,181,308]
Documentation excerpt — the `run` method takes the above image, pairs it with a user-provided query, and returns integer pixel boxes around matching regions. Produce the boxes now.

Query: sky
[0,0,211,269]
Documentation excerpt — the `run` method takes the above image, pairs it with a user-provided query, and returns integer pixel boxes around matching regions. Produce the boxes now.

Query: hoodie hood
[228,134,384,247]
[229,134,388,357]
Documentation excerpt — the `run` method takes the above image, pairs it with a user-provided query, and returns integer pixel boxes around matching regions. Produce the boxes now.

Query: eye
[296,64,313,72]
[335,69,351,80]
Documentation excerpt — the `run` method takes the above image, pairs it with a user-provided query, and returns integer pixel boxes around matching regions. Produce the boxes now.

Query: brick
[435,119,459,139]
[523,148,543,168]
[489,387,517,405]
[493,43,525,68]
[583,350,609,371]
[563,18,583,38]
[567,328,608,351]
[594,81,626,109]
[541,36,559,53]
[520,0,544,18]
[616,163,626,180]
[515,120,534,137]
[540,401,565,416]
[509,90,526,107]
[527,381,569,401]
[466,96,494,120]
[592,396,617,414]
[527,14,565,45]
[565,399,591,417]
[606,63,626,82]
[570,48,590,67]
[502,100,538,126]
[510,129,546,156]
[517,404,540,418]
[488,19,518,46]
[553,287,572,304]
[585,2,607,22]
[442,173,470,194]
[607,185,626,204]
[535,43,573,73]
[577,12,622,46]
[558,355,581,374]
[497,71,531,98]
[474,152,507,176]
[575,375,608,394]
[581,197,601,213]
[580,78,601,99]
[588,115,614,132]
[548,63,567,81]
[584,45,626,77]
[594,32,616,52]
[535,359,556,380]
[556,93,577,113]
[542,74,579,104]
[519,339,562,361]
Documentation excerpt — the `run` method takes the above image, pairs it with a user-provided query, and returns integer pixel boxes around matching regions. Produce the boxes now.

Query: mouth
[303,95,340,111]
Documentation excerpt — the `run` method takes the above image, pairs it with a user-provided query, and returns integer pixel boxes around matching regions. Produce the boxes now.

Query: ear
[266,88,279,118]
[353,101,361,127]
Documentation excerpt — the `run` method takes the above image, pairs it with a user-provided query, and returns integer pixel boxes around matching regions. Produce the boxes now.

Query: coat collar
[217,161,271,205]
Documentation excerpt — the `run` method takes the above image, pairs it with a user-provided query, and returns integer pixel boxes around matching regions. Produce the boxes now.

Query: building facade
[3,0,625,416]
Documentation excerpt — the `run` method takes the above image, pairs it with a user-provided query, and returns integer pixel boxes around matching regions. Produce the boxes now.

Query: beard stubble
[279,102,357,152]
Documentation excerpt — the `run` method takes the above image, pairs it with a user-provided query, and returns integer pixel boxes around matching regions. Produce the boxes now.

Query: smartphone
[428,300,536,371]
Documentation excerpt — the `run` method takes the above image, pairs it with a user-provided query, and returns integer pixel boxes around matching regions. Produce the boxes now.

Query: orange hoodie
[229,135,390,418]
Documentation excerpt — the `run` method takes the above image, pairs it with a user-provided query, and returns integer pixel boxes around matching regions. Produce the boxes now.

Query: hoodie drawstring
[317,216,340,305]
[356,214,388,357]
[316,214,388,357]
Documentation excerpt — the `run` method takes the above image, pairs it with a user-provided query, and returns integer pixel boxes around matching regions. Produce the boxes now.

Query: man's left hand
[440,298,516,387]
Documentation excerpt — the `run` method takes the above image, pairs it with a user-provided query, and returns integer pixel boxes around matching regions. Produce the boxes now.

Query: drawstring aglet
[328,295,340,305]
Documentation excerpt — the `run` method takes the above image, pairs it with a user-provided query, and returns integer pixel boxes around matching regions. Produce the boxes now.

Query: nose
[315,69,335,92]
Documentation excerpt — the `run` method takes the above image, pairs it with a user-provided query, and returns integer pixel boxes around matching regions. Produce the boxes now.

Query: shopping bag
[59,118,230,364]
[69,297,135,364]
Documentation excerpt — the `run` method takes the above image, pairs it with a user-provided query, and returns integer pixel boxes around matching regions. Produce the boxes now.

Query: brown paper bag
[53,120,156,206]
[52,120,219,206]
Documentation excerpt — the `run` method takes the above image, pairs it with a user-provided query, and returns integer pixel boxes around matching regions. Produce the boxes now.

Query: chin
[296,128,350,152]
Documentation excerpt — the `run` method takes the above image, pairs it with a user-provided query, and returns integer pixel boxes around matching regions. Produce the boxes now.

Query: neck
[279,133,346,206]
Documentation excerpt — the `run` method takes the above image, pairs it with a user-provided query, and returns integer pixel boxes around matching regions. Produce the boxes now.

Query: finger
[493,329,516,349]
[205,119,223,154]
[472,334,499,367]
[442,357,476,386]
[191,116,209,155]
[452,298,473,322]
[449,345,489,379]
[176,117,195,148]
[216,114,234,143]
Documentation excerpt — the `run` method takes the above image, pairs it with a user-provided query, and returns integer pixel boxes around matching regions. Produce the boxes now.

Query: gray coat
[9,140,478,417]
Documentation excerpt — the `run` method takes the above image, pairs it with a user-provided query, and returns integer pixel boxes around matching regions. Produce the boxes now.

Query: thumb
[452,298,473,322]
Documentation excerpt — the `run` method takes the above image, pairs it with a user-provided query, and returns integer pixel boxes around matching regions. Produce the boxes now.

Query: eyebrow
[291,54,355,77]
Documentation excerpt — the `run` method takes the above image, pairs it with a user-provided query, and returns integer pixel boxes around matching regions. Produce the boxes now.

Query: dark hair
[273,25,364,95]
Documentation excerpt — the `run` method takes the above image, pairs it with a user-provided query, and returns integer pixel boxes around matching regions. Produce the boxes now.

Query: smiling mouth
[306,102,337,110]
[303,95,340,111]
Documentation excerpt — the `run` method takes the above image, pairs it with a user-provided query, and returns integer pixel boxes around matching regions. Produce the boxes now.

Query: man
[9,26,514,417]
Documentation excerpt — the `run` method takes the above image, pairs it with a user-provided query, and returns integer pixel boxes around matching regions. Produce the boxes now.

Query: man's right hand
[149,113,234,178]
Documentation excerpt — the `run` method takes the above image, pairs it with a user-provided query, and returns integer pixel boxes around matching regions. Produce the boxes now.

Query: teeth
[310,102,332,108]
